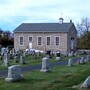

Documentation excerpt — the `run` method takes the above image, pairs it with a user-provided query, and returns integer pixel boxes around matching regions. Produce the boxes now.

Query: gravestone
[20,56,26,64]
[3,52,8,66]
[12,48,15,56]
[74,52,77,56]
[68,51,74,57]
[40,57,50,72]
[23,51,26,57]
[9,50,14,59]
[68,58,73,66]
[5,65,23,82]
[86,55,90,61]
[81,76,90,88]
[14,55,18,63]
[80,57,85,64]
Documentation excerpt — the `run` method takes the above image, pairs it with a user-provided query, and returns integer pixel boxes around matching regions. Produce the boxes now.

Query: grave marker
[5,65,23,82]
[40,57,50,72]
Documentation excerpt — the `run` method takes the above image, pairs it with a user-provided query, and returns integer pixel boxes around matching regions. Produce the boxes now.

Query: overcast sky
[0,0,90,32]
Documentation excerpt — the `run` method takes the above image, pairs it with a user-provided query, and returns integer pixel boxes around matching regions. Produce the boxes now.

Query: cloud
[0,0,90,31]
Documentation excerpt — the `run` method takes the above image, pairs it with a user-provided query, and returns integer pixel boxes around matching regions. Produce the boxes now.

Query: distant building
[14,18,77,54]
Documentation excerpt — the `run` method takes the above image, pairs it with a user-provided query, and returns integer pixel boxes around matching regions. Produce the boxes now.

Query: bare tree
[77,17,90,49]
[77,17,90,35]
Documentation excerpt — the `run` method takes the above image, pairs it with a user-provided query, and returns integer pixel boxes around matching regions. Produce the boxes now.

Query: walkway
[0,56,85,78]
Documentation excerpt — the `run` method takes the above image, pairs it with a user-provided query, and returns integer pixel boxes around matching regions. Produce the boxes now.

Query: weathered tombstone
[12,48,15,56]
[86,55,90,61]
[9,50,14,59]
[68,58,73,66]
[74,52,77,56]
[14,55,18,63]
[3,52,8,66]
[20,56,26,64]
[5,65,23,82]
[81,76,90,88]
[16,49,20,57]
[68,51,74,57]
[40,57,50,72]
[23,51,26,57]
[24,50,29,57]
[80,57,85,64]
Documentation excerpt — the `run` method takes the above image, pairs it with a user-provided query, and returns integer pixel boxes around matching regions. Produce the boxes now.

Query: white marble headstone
[55,57,61,61]
[3,52,8,66]
[80,57,84,64]
[5,65,23,82]
[40,57,50,72]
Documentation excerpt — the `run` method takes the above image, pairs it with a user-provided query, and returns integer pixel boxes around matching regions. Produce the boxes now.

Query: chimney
[59,17,64,24]
[70,20,72,23]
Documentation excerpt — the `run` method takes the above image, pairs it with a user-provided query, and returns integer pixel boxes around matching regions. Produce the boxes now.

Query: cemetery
[0,47,90,90]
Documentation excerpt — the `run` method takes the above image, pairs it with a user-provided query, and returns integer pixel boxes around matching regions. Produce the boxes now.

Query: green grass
[0,53,86,70]
[0,62,90,90]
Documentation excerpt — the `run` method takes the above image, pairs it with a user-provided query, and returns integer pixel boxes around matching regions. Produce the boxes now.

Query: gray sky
[0,0,90,31]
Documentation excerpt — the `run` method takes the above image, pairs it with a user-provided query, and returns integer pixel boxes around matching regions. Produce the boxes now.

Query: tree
[0,28,14,47]
[77,17,90,49]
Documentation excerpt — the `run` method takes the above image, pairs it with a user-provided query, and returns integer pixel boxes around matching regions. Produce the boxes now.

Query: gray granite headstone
[40,57,50,72]
[5,65,23,82]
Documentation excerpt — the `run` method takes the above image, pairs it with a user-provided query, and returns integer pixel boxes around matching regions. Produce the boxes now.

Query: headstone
[68,51,74,57]
[20,56,26,64]
[12,48,15,56]
[81,76,90,88]
[14,55,18,63]
[16,49,20,56]
[68,58,73,66]
[9,50,14,59]
[23,51,26,57]
[80,57,85,64]
[40,57,50,72]
[86,55,90,61]
[3,52,8,66]
[23,51,29,57]
[74,52,77,56]
[5,65,23,82]
[55,57,61,61]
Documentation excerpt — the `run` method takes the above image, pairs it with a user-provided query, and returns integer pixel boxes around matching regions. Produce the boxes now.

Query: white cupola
[59,17,64,24]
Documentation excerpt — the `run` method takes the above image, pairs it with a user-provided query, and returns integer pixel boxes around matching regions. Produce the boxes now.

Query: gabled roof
[14,23,74,33]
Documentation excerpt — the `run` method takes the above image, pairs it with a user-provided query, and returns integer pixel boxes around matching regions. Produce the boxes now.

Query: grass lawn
[0,61,90,90]
[0,53,85,70]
